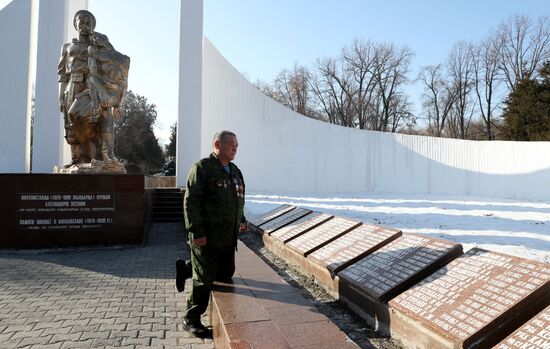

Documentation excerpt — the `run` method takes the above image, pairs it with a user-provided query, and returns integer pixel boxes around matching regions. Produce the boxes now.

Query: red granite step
[211,240,359,349]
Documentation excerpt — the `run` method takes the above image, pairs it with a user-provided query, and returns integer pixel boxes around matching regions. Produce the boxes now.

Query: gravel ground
[239,232,403,349]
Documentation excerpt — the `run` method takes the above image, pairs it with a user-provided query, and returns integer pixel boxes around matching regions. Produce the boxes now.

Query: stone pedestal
[54,159,127,174]
[0,174,145,248]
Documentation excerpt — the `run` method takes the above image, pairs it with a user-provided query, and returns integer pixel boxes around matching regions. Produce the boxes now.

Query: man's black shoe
[176,259,192,292]
[182,320,212,339]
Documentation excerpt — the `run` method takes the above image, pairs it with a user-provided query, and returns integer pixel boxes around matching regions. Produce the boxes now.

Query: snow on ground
[244,191,550,264]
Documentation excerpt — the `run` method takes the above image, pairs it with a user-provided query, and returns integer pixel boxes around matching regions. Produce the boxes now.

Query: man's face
[76,15,92,35]
[216,135,238,163]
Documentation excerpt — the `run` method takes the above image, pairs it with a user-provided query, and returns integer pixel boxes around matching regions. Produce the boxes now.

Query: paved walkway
[0,224,213,349]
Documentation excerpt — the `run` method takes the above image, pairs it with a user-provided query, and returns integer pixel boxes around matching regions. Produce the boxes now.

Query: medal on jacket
[234,178,244,197]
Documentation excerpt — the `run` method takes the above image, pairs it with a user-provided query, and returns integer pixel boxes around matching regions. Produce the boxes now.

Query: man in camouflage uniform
[182,130,246,338]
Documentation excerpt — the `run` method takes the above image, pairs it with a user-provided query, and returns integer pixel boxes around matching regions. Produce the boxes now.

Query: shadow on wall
[376,136,550,201]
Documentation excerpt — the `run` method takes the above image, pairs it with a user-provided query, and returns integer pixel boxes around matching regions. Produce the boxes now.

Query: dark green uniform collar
[209,152,232,172]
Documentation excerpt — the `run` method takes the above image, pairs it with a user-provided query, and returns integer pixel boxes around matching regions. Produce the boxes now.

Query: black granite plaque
[0,174,144,248]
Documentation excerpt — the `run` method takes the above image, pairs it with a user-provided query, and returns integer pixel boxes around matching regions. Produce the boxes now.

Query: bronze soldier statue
[58,10,129,166]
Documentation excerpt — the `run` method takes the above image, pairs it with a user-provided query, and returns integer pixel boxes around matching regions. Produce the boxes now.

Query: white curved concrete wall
[202,39,550,201]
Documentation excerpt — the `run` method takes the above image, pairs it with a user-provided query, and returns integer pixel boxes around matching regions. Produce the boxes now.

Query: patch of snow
[244,191,550,264]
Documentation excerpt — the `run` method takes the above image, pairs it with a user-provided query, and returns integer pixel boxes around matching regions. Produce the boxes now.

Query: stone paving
[0,224,213,349]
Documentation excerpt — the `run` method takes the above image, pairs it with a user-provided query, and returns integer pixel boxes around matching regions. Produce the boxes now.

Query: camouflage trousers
[184,245,235,324]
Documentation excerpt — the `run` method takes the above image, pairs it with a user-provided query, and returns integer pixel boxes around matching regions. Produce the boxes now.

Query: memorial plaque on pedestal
[248,205,295,227]
[389,248,550,349]
[338,234,462,302]
[308,224,402,274]
[270,212,334,244]
[494,305,550,349]
[286,217,362,256]
[0,174,145,248]
[258,207,313,235]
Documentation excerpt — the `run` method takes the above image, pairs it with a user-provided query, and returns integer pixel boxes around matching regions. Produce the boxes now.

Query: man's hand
[193,237,207,247]
[239,223,249,233]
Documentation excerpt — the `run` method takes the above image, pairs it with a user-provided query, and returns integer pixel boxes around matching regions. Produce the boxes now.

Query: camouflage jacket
[183,152,246,250]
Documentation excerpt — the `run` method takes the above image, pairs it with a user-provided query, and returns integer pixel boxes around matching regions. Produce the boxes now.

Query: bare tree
[311,57,355,127]
[418,65,456,137]
[341,39,378,129]
[371,43,414,132]
[273,64,311,116]
[447,41,476,139]
[497,15,550,90]
[472,36,503,140]
[258,38,414,133]
[255,79,278,100]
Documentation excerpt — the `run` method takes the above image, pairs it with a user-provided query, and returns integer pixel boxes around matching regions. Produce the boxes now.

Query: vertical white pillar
[177,0,203,187]
[32,0,87,172]
[0,0,35,173]
[0,0,34,173]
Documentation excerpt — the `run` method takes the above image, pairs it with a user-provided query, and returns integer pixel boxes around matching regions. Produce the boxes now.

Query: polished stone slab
[336,234,462,335]
[494,305,550,349]
[248,204,296,227]
[338,233,462,302]
[286,217,362,256]
[308,224,402,274]
[389,248,550,349]
[211,241,360,349]
[258,207,312,235]
[270,212,333,244]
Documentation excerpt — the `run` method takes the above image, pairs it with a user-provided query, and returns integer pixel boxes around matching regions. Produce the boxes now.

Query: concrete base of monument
[54,159,127,174]
[0,173,146,249]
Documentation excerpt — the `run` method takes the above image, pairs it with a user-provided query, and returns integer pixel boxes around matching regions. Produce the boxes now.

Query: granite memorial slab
[337,233,462,334]
[338,233,462,302]
[262,212,334,260]
[298,224,402,296]
[389,248,550,349]
[248,204,296,227]
[258,207,313,235]
[493,305,550,349]
[308,224,402,274]
[270,212,334,244]
[286,217,362,256]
